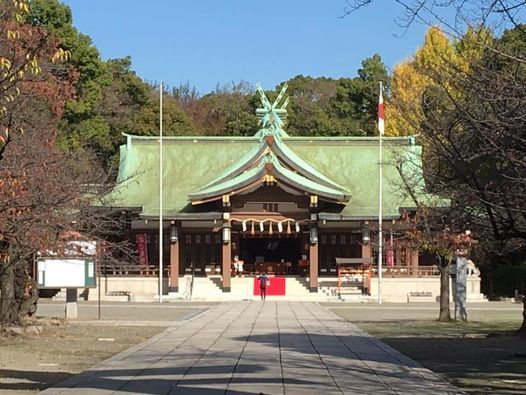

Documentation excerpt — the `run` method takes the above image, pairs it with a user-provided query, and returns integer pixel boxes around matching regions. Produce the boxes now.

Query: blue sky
[61,0,431,94]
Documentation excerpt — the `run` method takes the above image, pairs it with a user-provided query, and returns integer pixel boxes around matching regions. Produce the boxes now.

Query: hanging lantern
[362,227,370,245]
[222,194,230,207]
[277,221,283,233]
[286,221,291,234]
[259,221,264,233]
[309,226,318,244]
[242,220,247,232]
[222,225,231,244]
[170,223,178,243]
[295,222,300,233]
[250,220,255,235]
[310,195,318,207]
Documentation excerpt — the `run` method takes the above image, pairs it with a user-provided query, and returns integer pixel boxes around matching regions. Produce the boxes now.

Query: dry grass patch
[0,323,165,394]
[331,307,526,394]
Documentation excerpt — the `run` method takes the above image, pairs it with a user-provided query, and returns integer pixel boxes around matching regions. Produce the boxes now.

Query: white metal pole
[159,82,163,303]
[378,81,383,305]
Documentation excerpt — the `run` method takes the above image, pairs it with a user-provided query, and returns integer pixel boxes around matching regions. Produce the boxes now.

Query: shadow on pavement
[34,333,459,394]
[0,370,73,392]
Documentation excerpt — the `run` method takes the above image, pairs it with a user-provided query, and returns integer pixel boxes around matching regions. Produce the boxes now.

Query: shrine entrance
[239,236,301,275]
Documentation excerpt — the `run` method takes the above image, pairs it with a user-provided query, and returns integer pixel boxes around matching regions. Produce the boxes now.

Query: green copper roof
[271,133,348,191]
[287,139,423,218]
[105,134,426,218]
[104,85,433,219]
[189,152,350,203]
[107,137,256,217]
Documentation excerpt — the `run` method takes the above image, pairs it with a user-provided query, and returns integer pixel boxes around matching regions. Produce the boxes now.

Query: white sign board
[37,258,96,288]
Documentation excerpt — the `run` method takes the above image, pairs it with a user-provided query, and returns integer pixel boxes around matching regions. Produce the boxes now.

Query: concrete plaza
[41,301,460,394]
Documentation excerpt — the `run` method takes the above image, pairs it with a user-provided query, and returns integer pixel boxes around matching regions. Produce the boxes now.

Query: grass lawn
[330,305,526,394]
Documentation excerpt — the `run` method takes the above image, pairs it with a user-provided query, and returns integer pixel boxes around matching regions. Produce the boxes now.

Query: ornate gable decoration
[188,84,350,205]
[256,83,289,135]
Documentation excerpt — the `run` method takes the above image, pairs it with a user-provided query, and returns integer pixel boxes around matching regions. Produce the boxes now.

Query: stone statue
[467,259,480,277]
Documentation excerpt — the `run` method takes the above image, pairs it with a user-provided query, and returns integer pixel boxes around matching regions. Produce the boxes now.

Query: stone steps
[167,276,337,301]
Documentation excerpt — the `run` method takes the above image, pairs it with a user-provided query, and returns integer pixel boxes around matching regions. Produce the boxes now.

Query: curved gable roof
[189,130,350,204]
[189,152,350,203]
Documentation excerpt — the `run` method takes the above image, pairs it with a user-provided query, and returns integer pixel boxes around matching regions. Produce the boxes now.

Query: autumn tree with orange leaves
[0,0,90,324]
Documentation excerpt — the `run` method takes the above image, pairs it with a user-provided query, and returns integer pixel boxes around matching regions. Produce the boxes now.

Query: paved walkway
[41,302,460,394]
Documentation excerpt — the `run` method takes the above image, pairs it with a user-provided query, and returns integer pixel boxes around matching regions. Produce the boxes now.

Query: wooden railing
[96,263,440,278]
[98,264,171,277]
[371,265,440,277]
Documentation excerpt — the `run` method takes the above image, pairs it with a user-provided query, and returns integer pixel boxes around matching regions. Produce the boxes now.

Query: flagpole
[159,82,163,304]
[378,81,383,305]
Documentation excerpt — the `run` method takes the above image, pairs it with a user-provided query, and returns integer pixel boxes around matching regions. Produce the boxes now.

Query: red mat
[254,276,286,296]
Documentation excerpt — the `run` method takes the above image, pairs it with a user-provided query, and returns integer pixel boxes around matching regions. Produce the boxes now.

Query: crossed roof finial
[256,83,289,132]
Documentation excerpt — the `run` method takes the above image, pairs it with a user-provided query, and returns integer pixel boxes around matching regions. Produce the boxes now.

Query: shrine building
[99,85,483,301]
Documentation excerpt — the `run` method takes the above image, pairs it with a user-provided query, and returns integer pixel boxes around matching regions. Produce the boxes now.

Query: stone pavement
[41,301,461,394]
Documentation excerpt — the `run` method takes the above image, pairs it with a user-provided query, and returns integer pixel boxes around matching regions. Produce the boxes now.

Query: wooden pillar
[404,246,412,267]
[395,241,402,266]
[169,240,179,292]
[222,242,231,292]
[362,243,371,259]
[309,242,318,292]
[410,249,419,276]
[361,242,372,294]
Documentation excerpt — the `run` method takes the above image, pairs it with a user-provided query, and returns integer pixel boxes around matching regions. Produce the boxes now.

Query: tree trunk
[0,260,18,324]
[517,298,526,338]
[0,251,36,325]
[18,278,39,322]
[438,260,451,322]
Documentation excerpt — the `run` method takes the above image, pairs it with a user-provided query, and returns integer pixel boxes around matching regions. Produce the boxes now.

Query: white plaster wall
[83,277,159,301]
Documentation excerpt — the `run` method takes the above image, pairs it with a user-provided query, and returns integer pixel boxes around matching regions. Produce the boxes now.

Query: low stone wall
[368,276,485,303]
[78,277,160,302]
[64,275,484,302]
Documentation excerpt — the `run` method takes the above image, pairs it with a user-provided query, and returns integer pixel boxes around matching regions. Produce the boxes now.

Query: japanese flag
[378,86,385,135]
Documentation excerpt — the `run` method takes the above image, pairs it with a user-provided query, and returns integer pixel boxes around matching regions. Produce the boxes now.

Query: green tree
[332,54,390,136]
[135,86,194,137]
[178,81,257,136]
[29,0,195,170]
[277,75,339,136]
[89,58,173,170]
[29,0,111,157]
